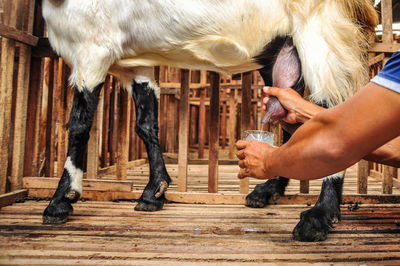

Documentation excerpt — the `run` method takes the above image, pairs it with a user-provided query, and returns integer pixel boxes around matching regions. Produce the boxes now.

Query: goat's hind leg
[293,173,344,241]
[130,76,171,211]
[43,84,103,224]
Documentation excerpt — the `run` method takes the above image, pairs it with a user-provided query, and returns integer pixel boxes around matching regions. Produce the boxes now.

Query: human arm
[263,86,400,167]
[237,82,400,180]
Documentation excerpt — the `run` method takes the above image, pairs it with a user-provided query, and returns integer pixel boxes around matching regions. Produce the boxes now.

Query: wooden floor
[1,200,400,265]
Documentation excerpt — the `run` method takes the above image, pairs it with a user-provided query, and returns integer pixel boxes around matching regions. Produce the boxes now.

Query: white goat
[41,0,377,241]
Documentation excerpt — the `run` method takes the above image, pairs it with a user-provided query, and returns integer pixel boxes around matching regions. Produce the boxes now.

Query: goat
[41,0,378,241]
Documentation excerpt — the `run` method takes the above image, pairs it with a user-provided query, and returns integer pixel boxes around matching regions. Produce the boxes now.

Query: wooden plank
[96,159,146,177]
[221,88,227,149]
[24,188,400,204]
[22,177,133,192]
[44,58,56,177]
[116,87,130,180]
[109,81,119,165]
[101,75,111,167]
[368,53,385,66]
[0,23,38,46]
[300,180,309,194]
[208,72,220,193]
[10,0,35,191]
[87,93,100,179]
[357,160,369,194]
[369,43,400,53]
[382,165,396,194]
[129,97,137,161]
[240,72,252,194]
[0,189,27,208]
[178,69,190,192]
[381,0,393,45]
[56,61,68,179]
[228,88,237,159]
[0,0,18,194]
[198,88,206,159]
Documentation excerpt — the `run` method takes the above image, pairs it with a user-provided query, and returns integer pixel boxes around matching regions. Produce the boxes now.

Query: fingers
[238,168,250,179]
[263,86,280,96]
[236,140,247,150]
[236,149,245,160]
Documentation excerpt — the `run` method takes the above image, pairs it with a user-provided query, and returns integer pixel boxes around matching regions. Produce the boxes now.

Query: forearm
[364,136,400,167]
[266,83,400,180]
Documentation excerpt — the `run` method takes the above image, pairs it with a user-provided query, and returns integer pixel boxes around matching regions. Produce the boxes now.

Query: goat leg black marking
[43,83,103,224]
[131,81,171,211]
[293,175,344,241]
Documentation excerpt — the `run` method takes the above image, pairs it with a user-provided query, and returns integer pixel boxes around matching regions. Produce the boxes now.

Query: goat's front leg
[131,80,171,211]
[43,84,103,224]
[293,173,344,241]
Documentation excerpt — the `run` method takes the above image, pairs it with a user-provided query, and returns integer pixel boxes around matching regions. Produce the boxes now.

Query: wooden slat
[101,75,111,167]
[369,43,400,53]
[228,88,237,159]
[208,72,220,193]
[0,0,18,193]
[22,177,132,192]
[116,88,130,180]
[24,188,400,204]
[10,0,36,191]
[239,72,252,194]
[368,53,385,66]
[381,0,393,45]
[95,159,146,177]
[357,160,369,194]
[178,69,190,192]
[382,165,396,194]
[198,88,206,159]
[87,94,100,179]
[0,23,38,46]
[0,189,27,208]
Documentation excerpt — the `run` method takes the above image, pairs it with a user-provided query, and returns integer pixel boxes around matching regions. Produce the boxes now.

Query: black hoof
[42,200,73,224]
[135,180,169,212]
[245,179,284,208]
[292,206,340,242]
[134,199,164,212]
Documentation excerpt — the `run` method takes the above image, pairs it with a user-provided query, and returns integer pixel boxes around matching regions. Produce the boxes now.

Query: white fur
[42,0,371,106]
[64,156,83,194]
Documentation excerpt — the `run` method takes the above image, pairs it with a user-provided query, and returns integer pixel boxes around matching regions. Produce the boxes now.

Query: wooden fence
[0,0,400,207]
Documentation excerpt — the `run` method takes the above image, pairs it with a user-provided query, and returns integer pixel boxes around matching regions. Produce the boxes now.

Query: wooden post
[198,88,206,159]
[10,0,35,190]
[87,89,102,179]
[240,72,252,194]
[44,58,57,177]
[221,88,227,149]
[178,69,190,192]
[228,88,237,159]
[109,81,119,165]
[381,0,393,45]
[382,165,395,194]
[101,76,111,167]
[300,181,309,194]
[0,0,18,193]
[198,71,207,159]
[116,87,130,180]
[56,62,69,179]
[357,160,369,194]
[208,72,220,193]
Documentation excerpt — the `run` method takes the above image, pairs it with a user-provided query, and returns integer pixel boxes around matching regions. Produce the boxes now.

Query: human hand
[263,86,321,124]
[236,140,277,180]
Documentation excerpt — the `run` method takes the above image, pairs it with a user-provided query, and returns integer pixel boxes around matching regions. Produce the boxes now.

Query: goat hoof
[246,179,284,208]
[134,199,164,212]
[292,206,340,242]
[42,201,73,224]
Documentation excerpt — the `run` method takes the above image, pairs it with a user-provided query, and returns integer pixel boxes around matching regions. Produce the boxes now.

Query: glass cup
[244,130,274,145]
